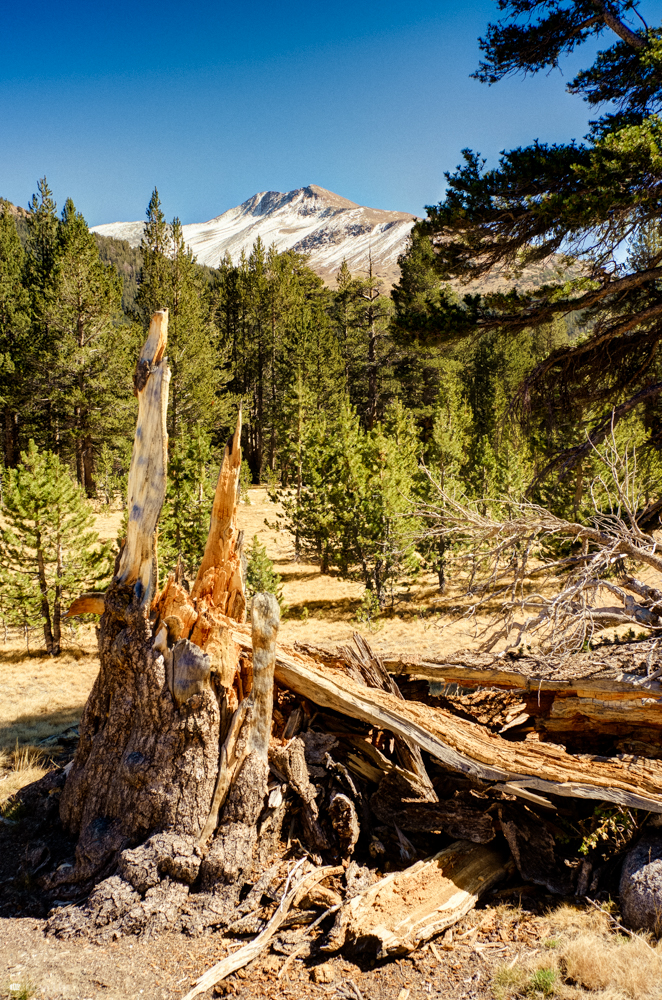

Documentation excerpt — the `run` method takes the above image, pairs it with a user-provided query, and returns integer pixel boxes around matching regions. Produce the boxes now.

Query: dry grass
[0,744,49,813]
[0,624,100,807]
[0,627,99,749]
[492,902,662,1000]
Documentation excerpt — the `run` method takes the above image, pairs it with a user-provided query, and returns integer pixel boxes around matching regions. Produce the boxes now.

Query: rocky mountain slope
[91,184,417,287]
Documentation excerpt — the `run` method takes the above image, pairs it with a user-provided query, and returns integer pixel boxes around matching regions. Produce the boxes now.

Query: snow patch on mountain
[92,185,417,286]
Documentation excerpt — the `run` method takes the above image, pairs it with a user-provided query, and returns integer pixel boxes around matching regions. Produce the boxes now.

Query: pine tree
[23,178,61,453]
[245,535,284,608]
[47,198,126,494]
[158,425,216,579]
[0,207,31,468]
[0,441,112,655]
[413,2,662,473]
[135,188,170,324]
[279,399,420,605]
[168,218,224,439]
[416,357,471,590]
[25,177,59,299]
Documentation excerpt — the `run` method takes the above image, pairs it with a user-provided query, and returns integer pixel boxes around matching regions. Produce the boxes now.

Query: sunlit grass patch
[0,743,49,814]
[491,900,662,1000]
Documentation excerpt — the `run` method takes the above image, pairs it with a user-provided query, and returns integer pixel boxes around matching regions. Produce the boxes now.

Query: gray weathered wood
[117,309,170,605]
[225,629,662,813]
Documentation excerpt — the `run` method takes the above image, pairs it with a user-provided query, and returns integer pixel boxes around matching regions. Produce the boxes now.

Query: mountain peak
[92,186,418,286]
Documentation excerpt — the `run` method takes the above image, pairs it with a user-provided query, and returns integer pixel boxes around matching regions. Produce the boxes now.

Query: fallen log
[383,651,662,747]
[323,840,508,958]
[225,630,662,812]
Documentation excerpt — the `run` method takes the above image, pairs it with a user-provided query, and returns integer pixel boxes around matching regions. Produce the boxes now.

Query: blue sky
[0,1,655,227]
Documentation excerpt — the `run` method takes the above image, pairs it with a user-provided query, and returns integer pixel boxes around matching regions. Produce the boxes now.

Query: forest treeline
[1,156,661,642]
[3,0,662,652]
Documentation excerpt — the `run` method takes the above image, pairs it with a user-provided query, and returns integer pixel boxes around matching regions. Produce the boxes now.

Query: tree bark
[36,538,55,656]
[58,311,255,892]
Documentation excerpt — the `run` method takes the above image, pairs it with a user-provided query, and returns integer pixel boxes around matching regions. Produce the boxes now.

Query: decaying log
[370,768,496,844]
[269,737,330,852]
[385,651,662,700]
[324,840,508,958]
[498,804,574,895]
[384,650,662,747]
[181,863,340,1000]
[226,630,662,812]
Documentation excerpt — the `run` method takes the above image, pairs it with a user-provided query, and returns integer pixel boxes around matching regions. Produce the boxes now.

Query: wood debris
[22,316,661,987]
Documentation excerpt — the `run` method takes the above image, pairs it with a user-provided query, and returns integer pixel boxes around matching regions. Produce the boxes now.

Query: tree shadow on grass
[1,641,98,666]
[0,705,86,751]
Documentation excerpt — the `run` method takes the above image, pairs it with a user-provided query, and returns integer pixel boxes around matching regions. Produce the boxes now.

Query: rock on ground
[620,831,662,933]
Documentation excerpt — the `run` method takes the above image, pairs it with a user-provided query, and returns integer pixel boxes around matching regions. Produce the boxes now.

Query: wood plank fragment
[64,593,106,618]
[324,840,507,958]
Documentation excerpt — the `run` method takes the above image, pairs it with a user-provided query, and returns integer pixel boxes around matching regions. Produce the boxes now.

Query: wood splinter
[200,592,280,846]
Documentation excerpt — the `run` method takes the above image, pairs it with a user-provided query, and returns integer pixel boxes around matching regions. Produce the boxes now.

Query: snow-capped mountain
[92,185,417,287]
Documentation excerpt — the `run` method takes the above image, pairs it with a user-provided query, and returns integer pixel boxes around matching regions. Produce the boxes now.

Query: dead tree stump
[49,316,278,937]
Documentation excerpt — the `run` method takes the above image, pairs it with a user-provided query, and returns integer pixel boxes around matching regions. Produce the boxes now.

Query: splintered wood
[225,628,662,813]
[191,405,245,618]
[325,841,507,957]
[117,309,170,605]
[152,408,246,687]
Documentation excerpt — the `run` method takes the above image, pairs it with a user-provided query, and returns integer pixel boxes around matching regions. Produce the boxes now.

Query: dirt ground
[1,489,658,1000]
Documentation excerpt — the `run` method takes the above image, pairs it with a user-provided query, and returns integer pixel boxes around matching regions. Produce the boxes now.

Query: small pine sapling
[245,535,284,610]
[0,441,113,655]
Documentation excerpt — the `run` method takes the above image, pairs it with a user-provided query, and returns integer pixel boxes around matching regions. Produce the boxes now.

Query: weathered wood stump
[48,315,281,938]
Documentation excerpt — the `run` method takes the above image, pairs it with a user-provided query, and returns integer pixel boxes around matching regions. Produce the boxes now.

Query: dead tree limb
[416,435,662,654]
[181,864,339,1000]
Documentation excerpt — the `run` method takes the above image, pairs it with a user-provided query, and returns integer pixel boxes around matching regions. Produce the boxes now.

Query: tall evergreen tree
[168,218,223,439]
[158,424,216,578]
[279,399,421,604]
[23,177,60,452]
[0,208,30,467]
[409,1,662,476]
[135,187,170,324]
[47,198,125,494]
